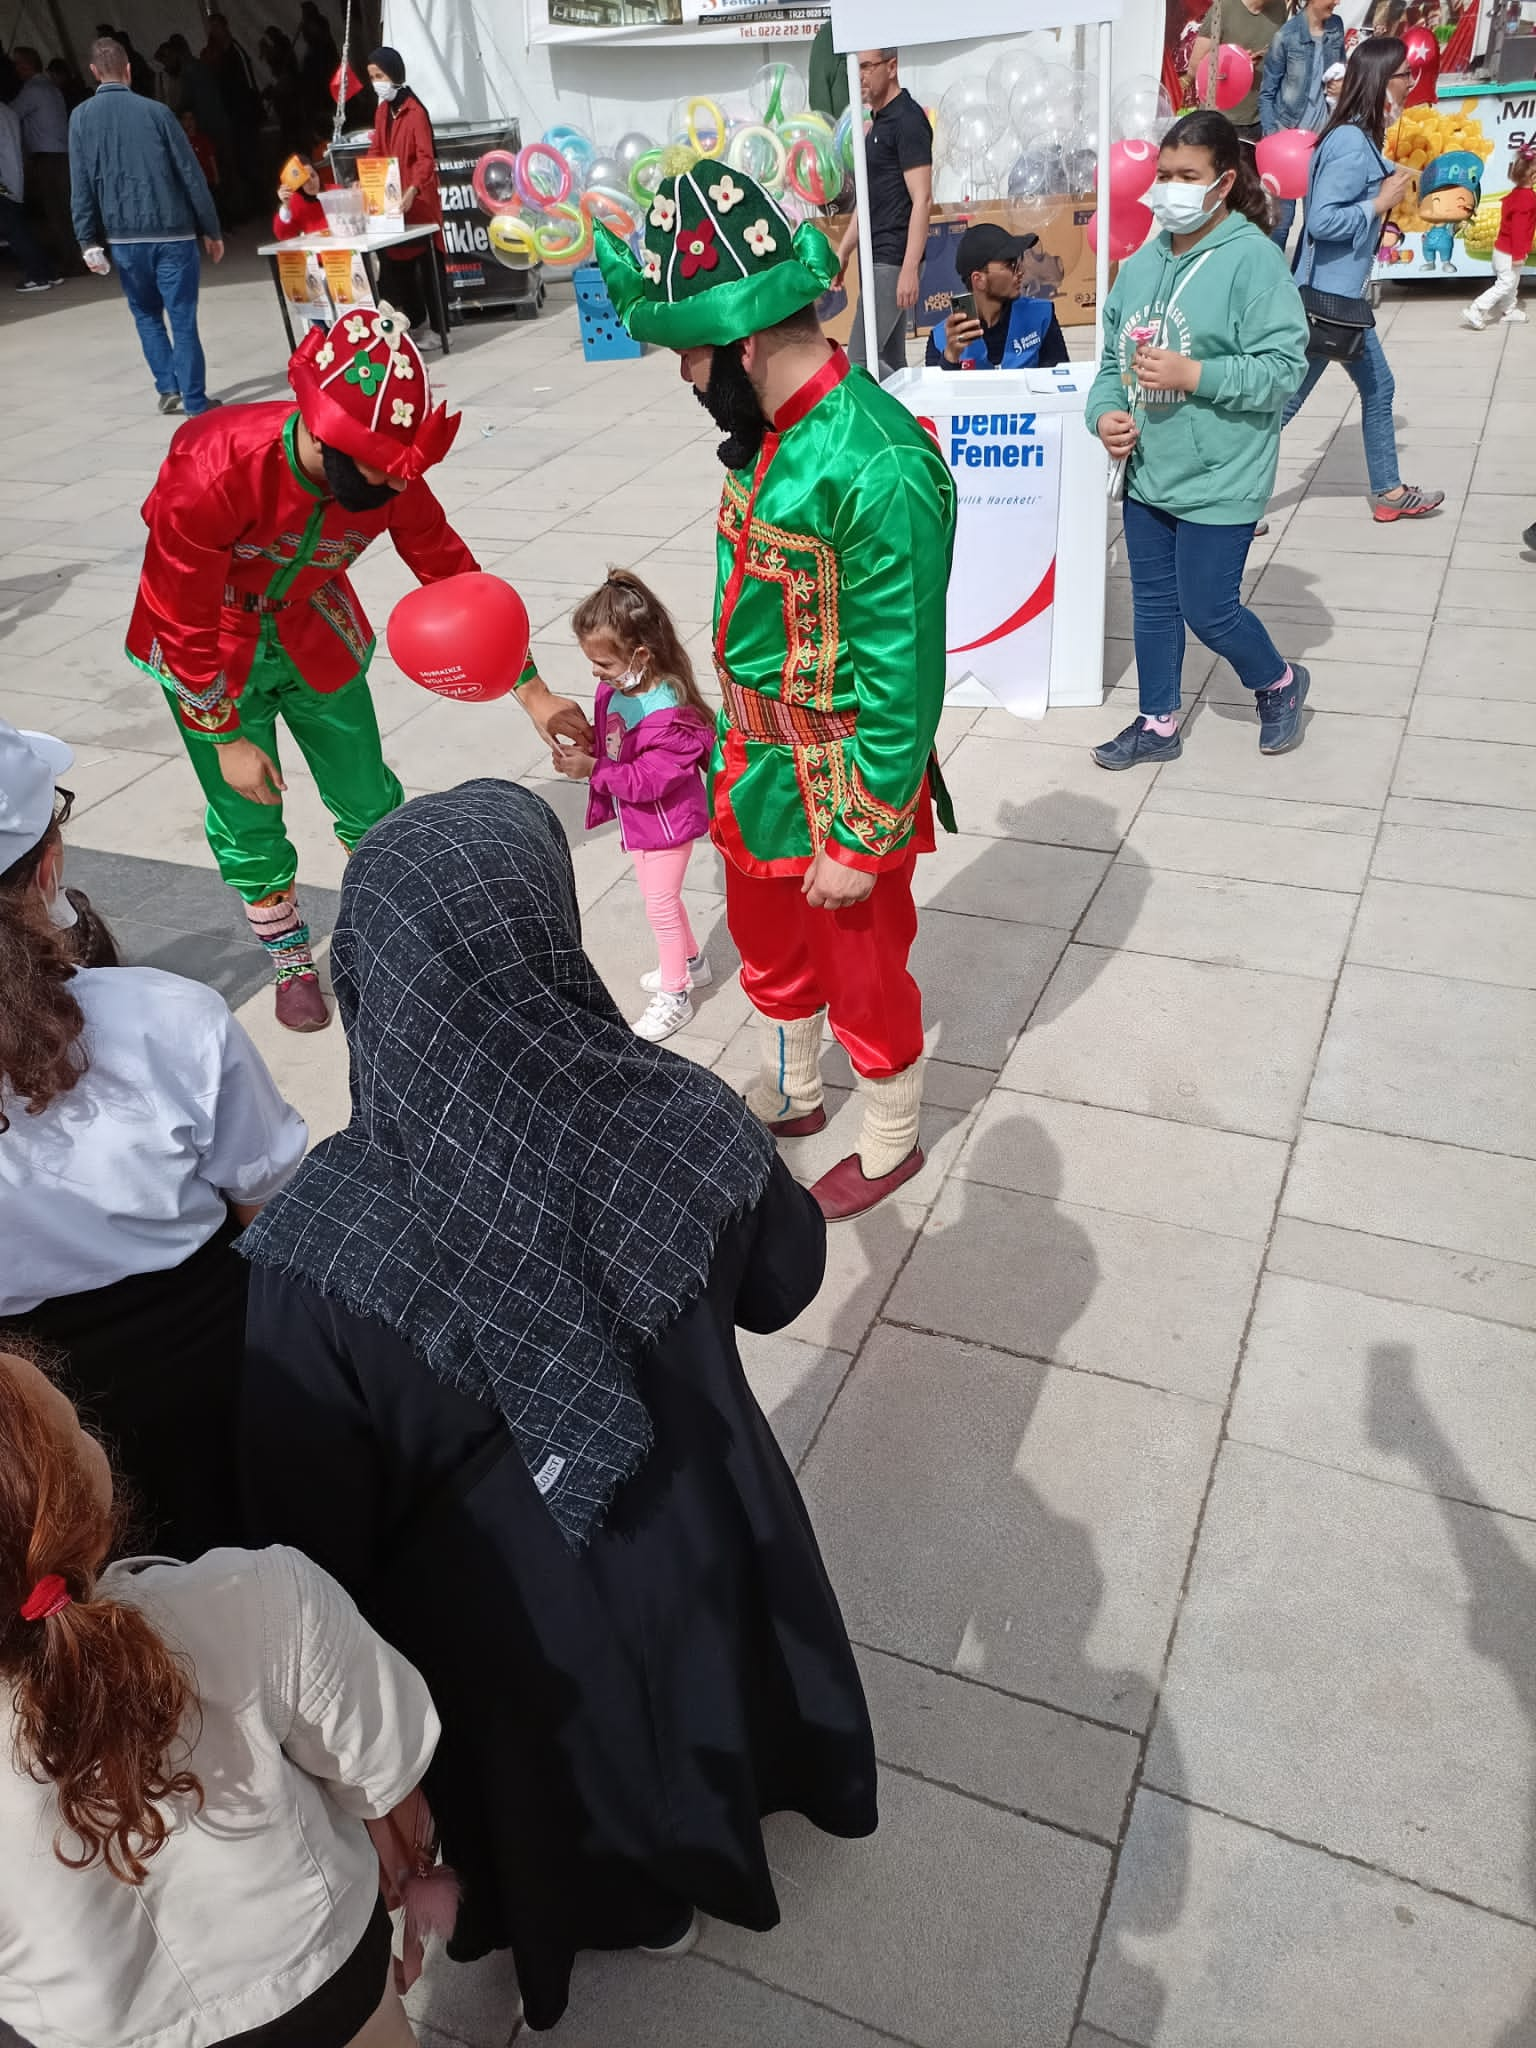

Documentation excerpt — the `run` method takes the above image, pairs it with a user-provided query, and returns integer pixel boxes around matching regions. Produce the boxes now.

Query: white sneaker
[1503,307,1529,323]
[639,952,712,993]
[1462,307,1487,329]
[633,989,694,1041]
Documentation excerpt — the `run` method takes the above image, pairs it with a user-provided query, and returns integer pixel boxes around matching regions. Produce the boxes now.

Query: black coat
[240,1156,876,2032]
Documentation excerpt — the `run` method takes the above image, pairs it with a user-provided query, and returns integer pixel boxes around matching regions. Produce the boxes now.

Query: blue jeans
[1283,327,1399,496]
[1269,196,1297,250]
[113,239,208,411]
[1123,496,1287,717]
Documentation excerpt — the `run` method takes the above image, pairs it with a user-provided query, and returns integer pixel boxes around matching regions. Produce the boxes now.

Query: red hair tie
[19,1575,71,1623]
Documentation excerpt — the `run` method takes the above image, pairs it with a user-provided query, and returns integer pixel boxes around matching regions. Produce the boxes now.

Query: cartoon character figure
[1416,148,1483,269]
[1375,220,1411,269]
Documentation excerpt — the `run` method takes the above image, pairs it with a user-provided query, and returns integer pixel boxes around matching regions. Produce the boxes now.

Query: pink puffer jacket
[584,680,713,851]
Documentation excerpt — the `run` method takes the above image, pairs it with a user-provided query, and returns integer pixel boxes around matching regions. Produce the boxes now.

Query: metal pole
[1095,18,1112,366]
[845,48,882,376]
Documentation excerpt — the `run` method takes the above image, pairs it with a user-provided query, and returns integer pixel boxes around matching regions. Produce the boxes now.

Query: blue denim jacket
[68,81,219,249]
[1297,122,1387,295]
[1260,11,1347,134]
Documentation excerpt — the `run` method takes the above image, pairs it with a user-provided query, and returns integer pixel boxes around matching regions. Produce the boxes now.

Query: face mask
[614,657,649,691]
[44,880,78,930]
[1145,178,1226,233]
[373,79,396,101]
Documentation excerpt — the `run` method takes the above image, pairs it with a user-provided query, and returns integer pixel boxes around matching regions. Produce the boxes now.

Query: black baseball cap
[955,222,1039,285]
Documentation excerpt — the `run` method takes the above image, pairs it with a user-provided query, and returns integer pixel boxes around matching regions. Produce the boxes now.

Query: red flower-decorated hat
[289,303,460,480]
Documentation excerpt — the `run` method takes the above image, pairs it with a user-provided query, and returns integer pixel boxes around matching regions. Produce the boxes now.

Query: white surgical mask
[615,657,649,691]
[1145,177,1226,233]
[44,880,77,930]
[373,79,397,101]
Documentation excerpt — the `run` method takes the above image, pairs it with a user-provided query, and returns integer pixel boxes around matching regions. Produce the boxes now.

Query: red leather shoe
[810,1146,924,1221]
[274,974,331,1033]
[766,1104,828,1138]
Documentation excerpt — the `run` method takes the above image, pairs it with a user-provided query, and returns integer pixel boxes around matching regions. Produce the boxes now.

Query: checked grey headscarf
[239,779,776,1546]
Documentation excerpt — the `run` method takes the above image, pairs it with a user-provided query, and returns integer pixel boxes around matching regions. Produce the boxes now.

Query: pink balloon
[1106,136,1159,205]
[1087,200,1154,262]
[1255,127,1317,202]
[1194,43,1255,112]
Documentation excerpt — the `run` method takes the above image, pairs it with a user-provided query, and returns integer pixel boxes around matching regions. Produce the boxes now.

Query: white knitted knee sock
[744,1010,826,1125]
[856,1063,923,1178]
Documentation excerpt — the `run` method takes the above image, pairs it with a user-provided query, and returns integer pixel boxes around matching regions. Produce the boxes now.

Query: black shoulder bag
[1294,136,1379,365]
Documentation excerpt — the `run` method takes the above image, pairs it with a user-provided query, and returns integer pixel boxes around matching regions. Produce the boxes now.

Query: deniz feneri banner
[917,406,1062,717]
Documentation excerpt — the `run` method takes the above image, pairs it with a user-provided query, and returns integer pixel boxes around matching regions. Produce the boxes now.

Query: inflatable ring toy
[533,200,592,265]
[785,133,838,205]
[627,147,666,206]
[727,123,788,192]
[514,141,572,211]
[471,148,524,218]
[581,184,638,239]
[685,96,727,157]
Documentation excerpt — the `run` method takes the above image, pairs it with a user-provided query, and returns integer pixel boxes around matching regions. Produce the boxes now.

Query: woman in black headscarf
[238,779,876,2033]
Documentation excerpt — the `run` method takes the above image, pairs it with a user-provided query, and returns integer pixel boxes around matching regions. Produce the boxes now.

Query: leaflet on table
[357,155,405,232]
[320,248,376,309]
[277,249,330,317]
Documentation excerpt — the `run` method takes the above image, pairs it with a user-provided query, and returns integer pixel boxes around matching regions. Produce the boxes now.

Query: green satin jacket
[709,349,957,878]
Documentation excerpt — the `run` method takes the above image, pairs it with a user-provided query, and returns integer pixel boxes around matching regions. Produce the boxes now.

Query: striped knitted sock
[244,889,318,986]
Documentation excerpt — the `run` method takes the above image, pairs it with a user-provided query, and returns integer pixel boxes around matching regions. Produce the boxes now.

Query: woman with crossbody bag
[1281,36,1444,523]
[1086,110,1311,770]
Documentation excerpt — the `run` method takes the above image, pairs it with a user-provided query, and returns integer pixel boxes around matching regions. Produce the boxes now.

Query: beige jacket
[0,1546,439,2048]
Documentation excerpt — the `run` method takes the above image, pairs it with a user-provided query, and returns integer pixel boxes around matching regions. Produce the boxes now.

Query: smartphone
[951,291,977,320]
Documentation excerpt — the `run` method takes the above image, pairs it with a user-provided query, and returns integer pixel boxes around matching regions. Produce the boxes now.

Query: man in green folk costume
[595,163,956,1220]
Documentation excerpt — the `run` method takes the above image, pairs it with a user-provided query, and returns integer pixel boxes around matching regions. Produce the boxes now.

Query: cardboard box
[814,199,1098,345]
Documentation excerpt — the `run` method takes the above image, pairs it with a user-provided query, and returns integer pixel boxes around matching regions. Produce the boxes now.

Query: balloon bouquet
[1085,43,1319,260]
[465,64,860,280]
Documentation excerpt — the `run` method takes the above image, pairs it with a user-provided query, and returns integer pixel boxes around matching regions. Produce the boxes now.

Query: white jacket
[0,1546,439,2048]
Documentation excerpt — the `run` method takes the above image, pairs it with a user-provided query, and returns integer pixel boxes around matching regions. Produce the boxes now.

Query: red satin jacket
[127,401,476,740]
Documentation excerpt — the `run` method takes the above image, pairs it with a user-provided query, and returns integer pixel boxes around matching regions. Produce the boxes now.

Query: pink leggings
[632,844,698,992]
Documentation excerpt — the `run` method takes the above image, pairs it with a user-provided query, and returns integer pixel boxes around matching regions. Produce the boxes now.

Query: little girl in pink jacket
[554,570,715,1043]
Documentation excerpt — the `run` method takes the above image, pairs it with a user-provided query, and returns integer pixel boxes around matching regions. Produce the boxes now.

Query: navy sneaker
[1093,718,1182,771]
[1255,663,1310,755]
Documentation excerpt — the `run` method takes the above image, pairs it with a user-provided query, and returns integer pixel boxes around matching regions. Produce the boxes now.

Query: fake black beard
[694,343,769,471]
[321,441,396,512]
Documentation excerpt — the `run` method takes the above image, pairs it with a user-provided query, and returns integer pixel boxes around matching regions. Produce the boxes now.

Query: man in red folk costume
[127,303,545,1030]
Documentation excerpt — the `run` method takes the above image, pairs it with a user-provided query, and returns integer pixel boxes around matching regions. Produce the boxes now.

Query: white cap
[0,719,74,875]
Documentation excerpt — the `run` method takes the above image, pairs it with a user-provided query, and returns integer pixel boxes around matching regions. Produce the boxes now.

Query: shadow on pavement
[1366,1342,1536,2048]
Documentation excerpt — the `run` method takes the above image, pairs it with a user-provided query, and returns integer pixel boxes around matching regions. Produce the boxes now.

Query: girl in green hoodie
[1085,111,1311,769]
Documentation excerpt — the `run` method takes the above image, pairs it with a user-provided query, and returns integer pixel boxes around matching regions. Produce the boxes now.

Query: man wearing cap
[926,222,1070,372]
[594,163,956,1220]
[127,302,570,1031]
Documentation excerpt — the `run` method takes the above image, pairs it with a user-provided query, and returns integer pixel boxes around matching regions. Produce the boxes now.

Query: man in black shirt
[835,47,932,381]
[925,221,1071,372]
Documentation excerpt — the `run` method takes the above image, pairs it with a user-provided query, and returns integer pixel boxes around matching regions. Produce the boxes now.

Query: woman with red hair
[0,1343,440,2048]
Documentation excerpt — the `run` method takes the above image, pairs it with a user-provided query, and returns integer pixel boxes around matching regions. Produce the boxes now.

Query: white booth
[832,0,1114,715]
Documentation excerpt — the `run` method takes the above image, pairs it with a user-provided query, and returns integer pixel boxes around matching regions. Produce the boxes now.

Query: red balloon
[1401,23,1440,106]
[1195,43,1255,111]
[388,573,532,704]
[1105,137,1159,205]
[1088,200,1154,261]
[1255,127,1317,201]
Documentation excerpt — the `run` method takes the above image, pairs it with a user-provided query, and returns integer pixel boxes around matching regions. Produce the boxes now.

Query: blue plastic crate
[573,264,643,362]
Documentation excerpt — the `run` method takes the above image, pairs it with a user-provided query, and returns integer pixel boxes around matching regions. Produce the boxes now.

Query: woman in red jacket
[367,47,443,338]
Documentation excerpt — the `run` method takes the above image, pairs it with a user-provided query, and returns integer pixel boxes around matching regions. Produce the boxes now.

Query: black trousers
[0,1214,250,1558]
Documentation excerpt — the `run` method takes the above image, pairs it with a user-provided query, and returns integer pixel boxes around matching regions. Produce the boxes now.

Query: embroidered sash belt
[720,674,858,746]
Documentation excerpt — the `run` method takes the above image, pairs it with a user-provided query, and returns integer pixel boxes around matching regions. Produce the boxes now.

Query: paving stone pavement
[8,249,1536,2048]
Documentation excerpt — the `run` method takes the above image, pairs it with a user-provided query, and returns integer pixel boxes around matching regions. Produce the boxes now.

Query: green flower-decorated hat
[594,161,838,350]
